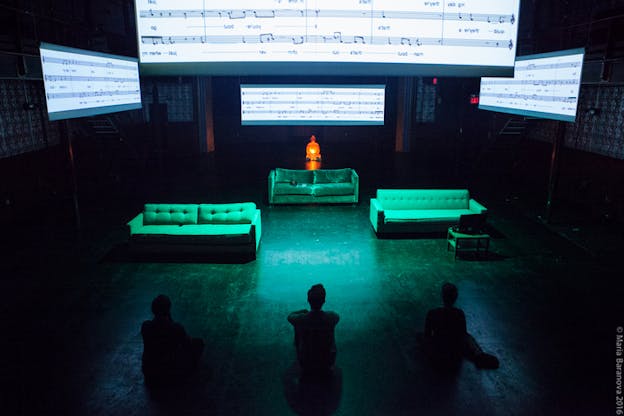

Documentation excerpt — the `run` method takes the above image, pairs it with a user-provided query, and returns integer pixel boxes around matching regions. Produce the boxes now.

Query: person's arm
[459,309,467,334]
[424,310,433,337]
[173,322,193,347]
[327,311,340,326]
[287,309,308,324]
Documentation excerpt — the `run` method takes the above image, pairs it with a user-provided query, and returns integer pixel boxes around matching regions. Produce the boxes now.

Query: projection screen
[241,84,385,125]
[479,48,584,122]
[40,42,142,121]
[135,0,520,76]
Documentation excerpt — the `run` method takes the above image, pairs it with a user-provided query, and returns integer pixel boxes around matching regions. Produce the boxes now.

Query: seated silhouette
[306,135,322,161]
[288,284,339,377]
[141,295,204,386]
[423,283,499,370]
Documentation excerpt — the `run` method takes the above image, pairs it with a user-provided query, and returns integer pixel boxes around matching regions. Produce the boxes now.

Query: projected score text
[479,49,584,122]
[240,85,385,125]
[136,0,520,68]
[40,44,141,120]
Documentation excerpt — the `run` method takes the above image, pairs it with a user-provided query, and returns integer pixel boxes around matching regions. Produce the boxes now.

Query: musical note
[259,33,275,43]
[228,10,246,19]
[254,10,275,18]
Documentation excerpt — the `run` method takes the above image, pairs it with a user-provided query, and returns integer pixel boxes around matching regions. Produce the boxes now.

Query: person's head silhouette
[151,294,172,318]
[307,284,326,311]
[310,135,317,143]
[441,283,458,307]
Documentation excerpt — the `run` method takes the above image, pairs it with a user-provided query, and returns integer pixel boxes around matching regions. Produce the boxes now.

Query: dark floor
[1,146,623,416]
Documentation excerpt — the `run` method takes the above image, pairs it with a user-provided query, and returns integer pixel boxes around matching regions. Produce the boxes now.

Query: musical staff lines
[139,8,516,24]
[136,0,520,68]
[240,85,385,124]
[140,34,513,49]
[479,92,578,103]
[46,90,141,100]
[41,46,141,115]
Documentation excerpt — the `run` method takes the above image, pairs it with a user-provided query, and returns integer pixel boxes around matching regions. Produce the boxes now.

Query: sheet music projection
[40,43,142,121]
[240,85,385,125]
[135,0,520,74]
[479,48,584,122]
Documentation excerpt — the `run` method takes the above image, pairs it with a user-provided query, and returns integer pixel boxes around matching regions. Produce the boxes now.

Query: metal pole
[395,77,413,152]
[544,121,565,223]
[62,120,81,229]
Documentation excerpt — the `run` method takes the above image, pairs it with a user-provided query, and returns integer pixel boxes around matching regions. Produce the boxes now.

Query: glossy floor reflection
[1,154,622,415]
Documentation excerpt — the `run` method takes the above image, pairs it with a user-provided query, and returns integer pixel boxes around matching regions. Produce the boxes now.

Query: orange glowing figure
[306,135,322,161]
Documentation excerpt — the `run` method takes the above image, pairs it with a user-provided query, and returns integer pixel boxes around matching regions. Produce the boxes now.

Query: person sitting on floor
[424,282,499,370]
[288,284,339,376]
[141,294,204,386]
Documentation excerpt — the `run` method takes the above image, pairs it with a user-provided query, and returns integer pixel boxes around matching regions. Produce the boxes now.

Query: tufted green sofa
[127,202,261,257]
[268,168,359,204]
[370,189,487,235]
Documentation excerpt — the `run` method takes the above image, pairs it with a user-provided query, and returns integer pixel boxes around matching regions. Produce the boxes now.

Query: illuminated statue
[306,135,322,161]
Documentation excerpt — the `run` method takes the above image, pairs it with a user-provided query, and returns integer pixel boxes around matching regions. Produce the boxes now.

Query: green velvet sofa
[268,168,359,204]
[370,189,487,235]
[127,202,261,257]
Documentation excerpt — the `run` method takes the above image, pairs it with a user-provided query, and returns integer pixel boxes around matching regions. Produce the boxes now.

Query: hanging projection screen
[479,48,584,122]
[240,84,385,125]
[40,42,142,121]
[135,0,520,76]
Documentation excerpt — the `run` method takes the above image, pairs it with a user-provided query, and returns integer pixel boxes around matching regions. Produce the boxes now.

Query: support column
[197,76,215,153]
[395,77,414,152]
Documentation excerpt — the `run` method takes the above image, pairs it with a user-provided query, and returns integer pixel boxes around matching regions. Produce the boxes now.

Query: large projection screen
[40,42,142,121]
[241,84,385,125]
[479,48,584,122]
[135,0,520,76]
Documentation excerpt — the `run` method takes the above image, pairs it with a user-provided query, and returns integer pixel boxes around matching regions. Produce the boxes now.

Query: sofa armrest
[268,170,276,204]
[369,198,384,232]
[251,209,262,250]
[351,169,359,202]
[127,213,144,235]
[469,199,488,214]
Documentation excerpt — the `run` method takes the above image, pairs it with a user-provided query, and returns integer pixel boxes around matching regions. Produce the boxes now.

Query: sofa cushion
[273,182,314,196]
[384,209,474,223]
[377,189,470,210]
[312,183,354,197]
[143,204,198,225]
[313,169,352,184]
[275,168,314,184]
[198,203,257,224]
